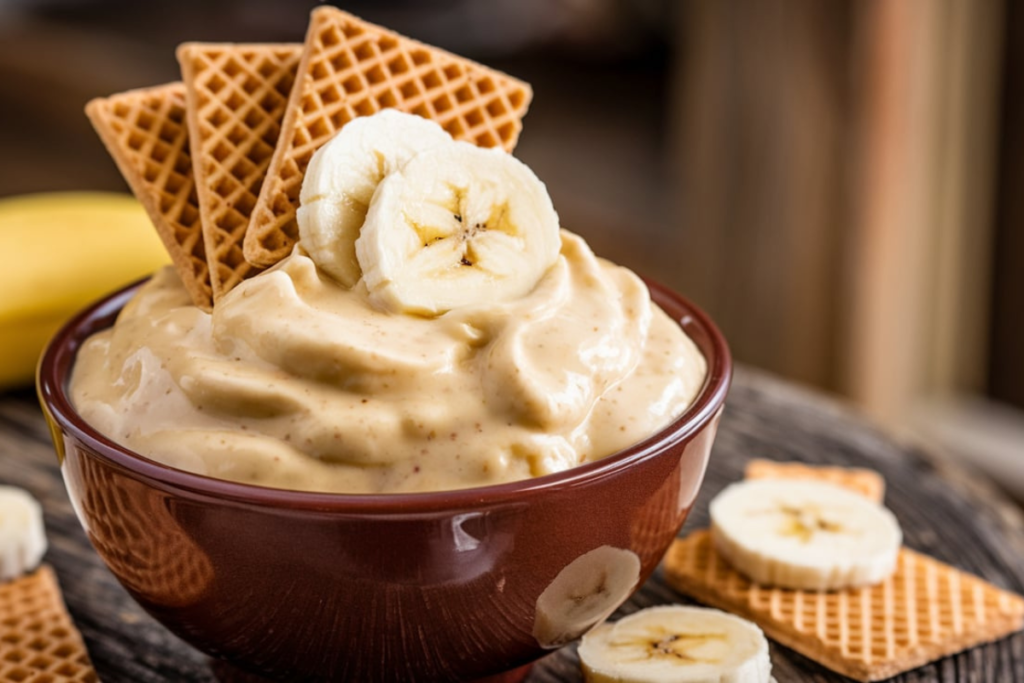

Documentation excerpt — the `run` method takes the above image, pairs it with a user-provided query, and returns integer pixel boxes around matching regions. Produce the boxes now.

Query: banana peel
[0,192,170,390]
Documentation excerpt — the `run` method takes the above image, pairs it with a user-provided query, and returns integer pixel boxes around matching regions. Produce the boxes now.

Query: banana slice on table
[356,141,561,316]
[710,479,902,590]
[0,486,47,582]
[578,605,772,683]
[297,109,452,287]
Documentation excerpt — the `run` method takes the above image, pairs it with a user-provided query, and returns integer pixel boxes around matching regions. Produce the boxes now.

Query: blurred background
[0,0,1021,497]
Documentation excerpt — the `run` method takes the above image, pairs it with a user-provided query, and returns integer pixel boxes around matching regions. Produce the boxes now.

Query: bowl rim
[37,276,731,513]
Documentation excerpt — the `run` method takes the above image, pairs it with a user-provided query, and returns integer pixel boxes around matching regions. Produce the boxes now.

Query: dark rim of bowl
[38,276,731,513]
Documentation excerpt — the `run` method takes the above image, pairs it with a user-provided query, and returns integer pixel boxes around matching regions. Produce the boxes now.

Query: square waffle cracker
[745,459,885,503]
[86,84,212,310]
[178,43,302,302]
[664,531,1024,681]
[243,6,533,271]
[0,566,98,682]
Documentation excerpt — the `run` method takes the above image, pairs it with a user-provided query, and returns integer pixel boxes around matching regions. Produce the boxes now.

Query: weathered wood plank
[0,368,1021,682]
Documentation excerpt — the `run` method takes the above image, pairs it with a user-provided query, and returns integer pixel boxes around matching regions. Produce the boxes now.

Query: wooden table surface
[2,367,1022,682]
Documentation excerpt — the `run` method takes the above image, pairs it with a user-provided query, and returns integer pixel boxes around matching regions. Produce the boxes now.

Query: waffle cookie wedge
[243,6,533,271]
[0,566,97,683]
[86,84,212,310]
[744,459,886,503]
[178,42,302,302]
[664,530,1024,682]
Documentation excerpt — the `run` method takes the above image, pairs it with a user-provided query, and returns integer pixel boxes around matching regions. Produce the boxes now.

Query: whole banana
[0,192,170,389]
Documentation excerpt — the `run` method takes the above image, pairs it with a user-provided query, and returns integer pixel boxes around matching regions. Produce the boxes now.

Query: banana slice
[0,486,47,582]
[579,605,772,683]
[533,546,641,649]
[710,479,902,590]
[297,109,452,287]
[356,141,561,316]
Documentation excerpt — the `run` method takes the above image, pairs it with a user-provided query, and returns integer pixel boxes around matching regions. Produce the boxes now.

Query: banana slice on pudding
[710,479,902,590]
[297,109,452,287]
[578,605,772,683]
[0,486,47,581]
[356,140,561,316]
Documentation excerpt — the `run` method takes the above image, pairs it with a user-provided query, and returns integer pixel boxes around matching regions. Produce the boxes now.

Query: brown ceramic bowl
[37,277,731,683]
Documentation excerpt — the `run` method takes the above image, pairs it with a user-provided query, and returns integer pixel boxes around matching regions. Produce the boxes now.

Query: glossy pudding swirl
[69,112,707,493]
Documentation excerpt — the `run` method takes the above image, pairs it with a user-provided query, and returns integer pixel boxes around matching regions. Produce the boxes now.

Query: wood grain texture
[1,367,1021,682]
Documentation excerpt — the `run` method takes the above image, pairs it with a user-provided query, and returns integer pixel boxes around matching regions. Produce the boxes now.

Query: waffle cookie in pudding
[243,6,533,270]
[85,84,212,310]
[0,566,97,683]
[178,43,302,302]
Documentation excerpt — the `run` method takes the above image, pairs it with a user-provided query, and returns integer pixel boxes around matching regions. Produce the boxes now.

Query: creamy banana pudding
[70,110,707,494]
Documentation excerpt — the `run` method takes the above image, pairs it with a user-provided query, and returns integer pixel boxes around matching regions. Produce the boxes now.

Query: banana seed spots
[413,183,515,273]
[445,184,467,221]
[410,212,451,247]
[656,632,725,663]
[459,201,514,242]
[571,573,608,605]
[463,242,493,271]
[620,630,726,664]
[777,503,846,543]
[416,187,475,248]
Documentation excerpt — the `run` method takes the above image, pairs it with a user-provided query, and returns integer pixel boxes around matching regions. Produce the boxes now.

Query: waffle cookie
[0,566,98,682]
[86,84,212,310]
[243,6,533,270]
[664,530,1024,682]
[744,459,885,503]
[178,43,302,302]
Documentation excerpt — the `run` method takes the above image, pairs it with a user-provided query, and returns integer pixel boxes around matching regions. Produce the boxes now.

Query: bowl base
[209,658,534,683]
